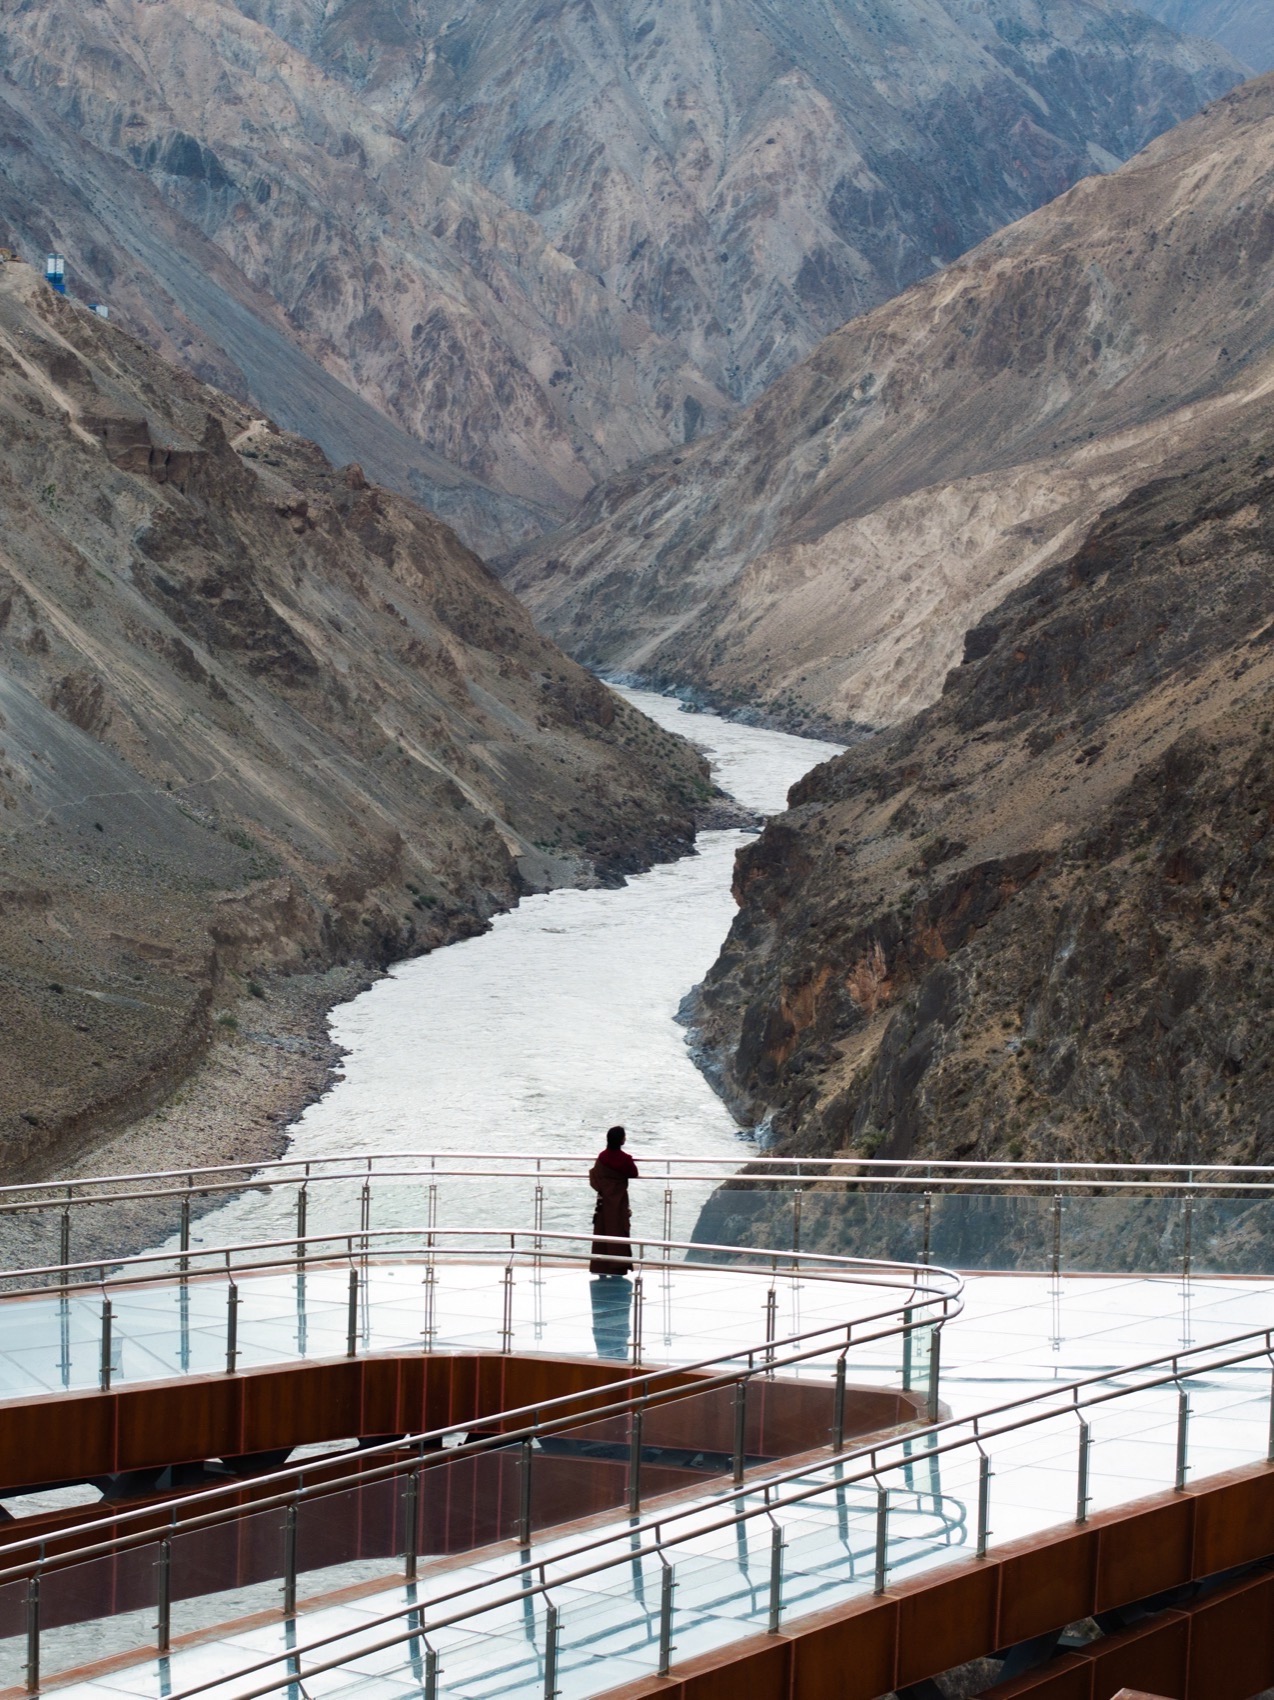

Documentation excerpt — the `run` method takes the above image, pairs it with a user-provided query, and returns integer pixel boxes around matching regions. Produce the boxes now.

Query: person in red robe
[589,1125,638,1276]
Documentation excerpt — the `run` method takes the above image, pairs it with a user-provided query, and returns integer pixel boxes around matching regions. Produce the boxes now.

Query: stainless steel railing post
[732,1380,748,1485]
[764,1287,777,1374]
[283,1500,298,1618]
[99,1293,113,1392]
[1076,1418,1092,1524]
[295,1185,308,1270]
[179,1183,191,1278]
[766,1511,784,1634]
[424,1642,440,1700]
[627,1407,643,1515]
[833,1352,847,1450]
[24,1568,39,1695]
[501,1259,514,1354]
[922,1191,932,1266]
[1175,1385,1191,1490]
[873,1485,889,1594]
[58,1195,70,1287]
[519,1439,534,1547]
[657,1554,675,1676]
[157,1533,172,1654]
[976,1451,992,1557]
[927,1325,942,1423]
[346,1262,359,1359]
[404,1467,420,1580]
[902,1305,914,1391]
[631,1270,644,1367]
[422,1263,436,1352]
[543,1599,560,1700]
[225,1274,240,1375]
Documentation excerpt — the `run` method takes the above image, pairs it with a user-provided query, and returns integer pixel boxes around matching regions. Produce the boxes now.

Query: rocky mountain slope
[509,73,1274,736]
[1141,1,1273,72]
[0,256,708,1180]
[0,0,1240,554]
[687,434,1274,1171]
[248,0,1239,405]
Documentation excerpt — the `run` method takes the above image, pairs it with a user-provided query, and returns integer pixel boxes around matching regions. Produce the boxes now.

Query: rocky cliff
[687,438,1274,1170]
[509,74,1274,736]
[0,257,708,1179]
[1141,1,1273,73]
[0,0,1240,554]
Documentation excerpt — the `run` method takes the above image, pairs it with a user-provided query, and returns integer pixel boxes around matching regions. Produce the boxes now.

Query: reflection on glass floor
[32,1357,1274,1700]
[5,1267,1274,1700]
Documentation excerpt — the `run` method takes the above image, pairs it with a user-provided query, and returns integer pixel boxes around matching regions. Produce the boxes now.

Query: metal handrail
[0,1228,961,1576]
[0,1224,958,1301]
[127,1321,1274,1700]
[4,1149,1274,1223]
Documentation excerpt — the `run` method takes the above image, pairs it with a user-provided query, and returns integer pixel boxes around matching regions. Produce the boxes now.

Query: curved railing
[5,1148,1274,1290]
[7,1320,1271,1700]
[0,1226,961,1693]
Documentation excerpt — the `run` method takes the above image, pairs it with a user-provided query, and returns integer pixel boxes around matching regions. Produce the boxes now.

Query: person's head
[606,1125,626,1150]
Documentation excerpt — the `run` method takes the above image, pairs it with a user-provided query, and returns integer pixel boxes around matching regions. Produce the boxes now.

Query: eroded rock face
[255,0,1239,405]
[688,444,1274,1169]
[0,260,709,1177]
[0,0,1240,554]
[1141,1,1273,72]
[508,74,1274,737]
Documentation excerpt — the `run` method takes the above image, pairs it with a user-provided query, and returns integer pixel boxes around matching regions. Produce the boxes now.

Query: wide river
[182,690,842,1252]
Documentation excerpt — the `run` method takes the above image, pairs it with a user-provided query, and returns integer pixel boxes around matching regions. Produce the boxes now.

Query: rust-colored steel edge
[0,1350,918,1555]
[591,1460,1274,1700]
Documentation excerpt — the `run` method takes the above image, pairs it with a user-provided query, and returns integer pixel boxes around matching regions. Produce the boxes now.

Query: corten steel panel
[998,1531,1099,1647]
[359,1357,407,1438]
[1189,1467,1274,1576]
[895,1562,1001,1685]
[114,1378,240,1473]
[679,1635,792,1700]
[788,1596,899,1700]
[1075,1613,1188,1699]
[978,1654,1090,1699]
[442,1354,481,1428]
[1095,1500,1194,1615]
[238,1361,362,1453]
[0,1391,116,1488]
[392,1355,426,1433]
[1185,1571,1274,1700]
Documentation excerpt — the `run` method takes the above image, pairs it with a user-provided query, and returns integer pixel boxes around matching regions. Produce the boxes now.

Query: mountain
[248,0,1241,405]
[0,0,1241,555]
[1140,1,1273,72]
[0,257,708,1179]
[507,73,1274,736]
[686,436,1274,1171]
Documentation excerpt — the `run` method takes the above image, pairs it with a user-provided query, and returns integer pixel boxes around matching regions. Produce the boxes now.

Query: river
[181,689,842,1252]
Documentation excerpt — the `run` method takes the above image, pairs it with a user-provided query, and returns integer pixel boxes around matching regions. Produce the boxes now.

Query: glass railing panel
[168,1504,288,1643]
[294,1474,404,1606]
[0,1577,27,1690]
[688,1187,800,1258]
[793,1190,931,1265]
[1190,1197,1274,1276]
[419,1445,521,1558]
[927,1193,1057,1272]
[1058,1194,1187,1275]
[35,1541,159,1686]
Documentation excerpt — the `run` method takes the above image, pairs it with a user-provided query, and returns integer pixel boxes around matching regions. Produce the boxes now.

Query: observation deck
[1,1155,1273,1700]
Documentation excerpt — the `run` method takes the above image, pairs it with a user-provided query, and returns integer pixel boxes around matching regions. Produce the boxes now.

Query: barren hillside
[688,436,1274,1169]
[0,0,1239,554]
[0,259,707,1178]
[509,74,1274,736]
